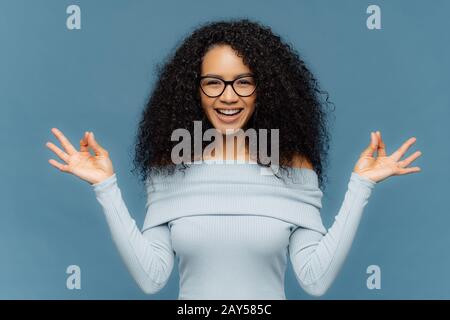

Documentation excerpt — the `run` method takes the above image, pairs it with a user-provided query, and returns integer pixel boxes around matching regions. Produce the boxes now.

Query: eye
[205,80,221,85]
[235,77,255,86]
[201,78,223,86]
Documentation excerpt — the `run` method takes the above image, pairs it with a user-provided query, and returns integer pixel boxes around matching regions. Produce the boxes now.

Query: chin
[210,111,251,134]
[212,121,248,135]
[218,127,241,135]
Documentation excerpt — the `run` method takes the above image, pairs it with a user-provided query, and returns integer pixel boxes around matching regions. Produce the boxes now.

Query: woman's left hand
[353,131,422,183]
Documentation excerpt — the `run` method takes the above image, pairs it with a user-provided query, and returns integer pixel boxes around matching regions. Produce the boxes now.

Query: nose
[219,83,239,103]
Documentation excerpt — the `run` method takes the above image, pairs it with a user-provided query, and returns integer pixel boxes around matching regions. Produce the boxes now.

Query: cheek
[244,97,257,113]
[199,93,212,110]
[200,88,214,103]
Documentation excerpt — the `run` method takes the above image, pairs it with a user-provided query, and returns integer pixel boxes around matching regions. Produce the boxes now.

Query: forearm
[290,172,376,296]
[92,174,173,294]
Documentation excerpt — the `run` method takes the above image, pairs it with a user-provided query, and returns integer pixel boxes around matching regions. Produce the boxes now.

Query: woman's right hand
[46,128,115,185]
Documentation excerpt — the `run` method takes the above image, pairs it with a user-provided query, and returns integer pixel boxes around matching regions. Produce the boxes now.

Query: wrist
[92,173,116,187]
[352,171,377,184]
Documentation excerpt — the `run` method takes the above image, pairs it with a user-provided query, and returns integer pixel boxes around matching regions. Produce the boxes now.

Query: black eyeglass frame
[199,75,257,98]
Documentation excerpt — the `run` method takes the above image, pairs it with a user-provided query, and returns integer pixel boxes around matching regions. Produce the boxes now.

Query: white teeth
[217,109,242,115]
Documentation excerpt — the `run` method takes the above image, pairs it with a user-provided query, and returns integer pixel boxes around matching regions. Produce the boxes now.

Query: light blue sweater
[92,160,376,299]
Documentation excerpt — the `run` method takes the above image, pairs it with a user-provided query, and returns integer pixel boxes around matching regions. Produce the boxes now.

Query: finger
[391,137,417,162]
[360,132,379,158]
[376,131,387,157]
[46,141,70,163]
[398,150,422,168]
[396,166,421,175]
[48,158,71,173]
[51,128,78,155]
[80,131,89,152]
[87,131,108,157]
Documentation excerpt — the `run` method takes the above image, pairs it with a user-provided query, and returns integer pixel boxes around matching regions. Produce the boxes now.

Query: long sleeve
[92,173,175,294]
[288,172,376,297]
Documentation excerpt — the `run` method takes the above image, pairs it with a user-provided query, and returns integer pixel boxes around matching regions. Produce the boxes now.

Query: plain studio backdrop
[0,0,448,299]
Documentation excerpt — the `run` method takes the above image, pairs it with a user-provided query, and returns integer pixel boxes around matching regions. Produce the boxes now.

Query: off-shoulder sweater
[92,160,376,299]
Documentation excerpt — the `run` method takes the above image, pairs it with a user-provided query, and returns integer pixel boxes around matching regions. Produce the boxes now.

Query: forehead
[201,45,251,77]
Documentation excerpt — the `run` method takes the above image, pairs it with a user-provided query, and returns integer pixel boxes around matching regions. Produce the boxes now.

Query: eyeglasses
[199,75,257,98]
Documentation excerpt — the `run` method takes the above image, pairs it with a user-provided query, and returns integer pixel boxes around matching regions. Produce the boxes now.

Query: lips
[216,108,243,115]
[214,108,244,123]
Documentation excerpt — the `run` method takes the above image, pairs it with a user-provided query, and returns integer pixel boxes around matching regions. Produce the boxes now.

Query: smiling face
[199,44,257,135]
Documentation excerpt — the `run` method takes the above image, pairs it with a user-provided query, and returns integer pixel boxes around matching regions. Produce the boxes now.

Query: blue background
[0,0,448,299]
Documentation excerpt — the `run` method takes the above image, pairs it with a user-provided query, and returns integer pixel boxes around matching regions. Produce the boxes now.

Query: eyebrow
[202,73,254,78]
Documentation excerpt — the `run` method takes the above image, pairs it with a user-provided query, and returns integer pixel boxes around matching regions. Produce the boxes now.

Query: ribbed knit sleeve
[91,163,376,299]
[92,173,175,294]
[289,172,376,296]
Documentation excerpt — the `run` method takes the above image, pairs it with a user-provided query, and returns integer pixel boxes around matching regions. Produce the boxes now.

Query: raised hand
[46,128,115,185]
[353,131,422,183]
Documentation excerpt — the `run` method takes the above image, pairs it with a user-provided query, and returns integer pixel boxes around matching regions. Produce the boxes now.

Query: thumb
[79,131,89,152]
[360,132,379,158]
[87,131,107,156]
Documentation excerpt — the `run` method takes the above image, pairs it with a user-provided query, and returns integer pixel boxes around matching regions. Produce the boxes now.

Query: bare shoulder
[290,153,314,170]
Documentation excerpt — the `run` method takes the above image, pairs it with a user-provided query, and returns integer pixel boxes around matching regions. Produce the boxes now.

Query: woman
[46,19,422,299]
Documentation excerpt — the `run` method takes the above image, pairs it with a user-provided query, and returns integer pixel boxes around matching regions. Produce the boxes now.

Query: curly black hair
[130,18,335,191]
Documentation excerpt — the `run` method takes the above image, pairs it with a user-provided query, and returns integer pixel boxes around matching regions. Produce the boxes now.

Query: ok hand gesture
[46,128,115,185]
[353,131,422,183]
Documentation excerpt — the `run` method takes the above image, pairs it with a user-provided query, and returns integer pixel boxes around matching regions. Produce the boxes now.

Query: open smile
[214,108,244,123]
